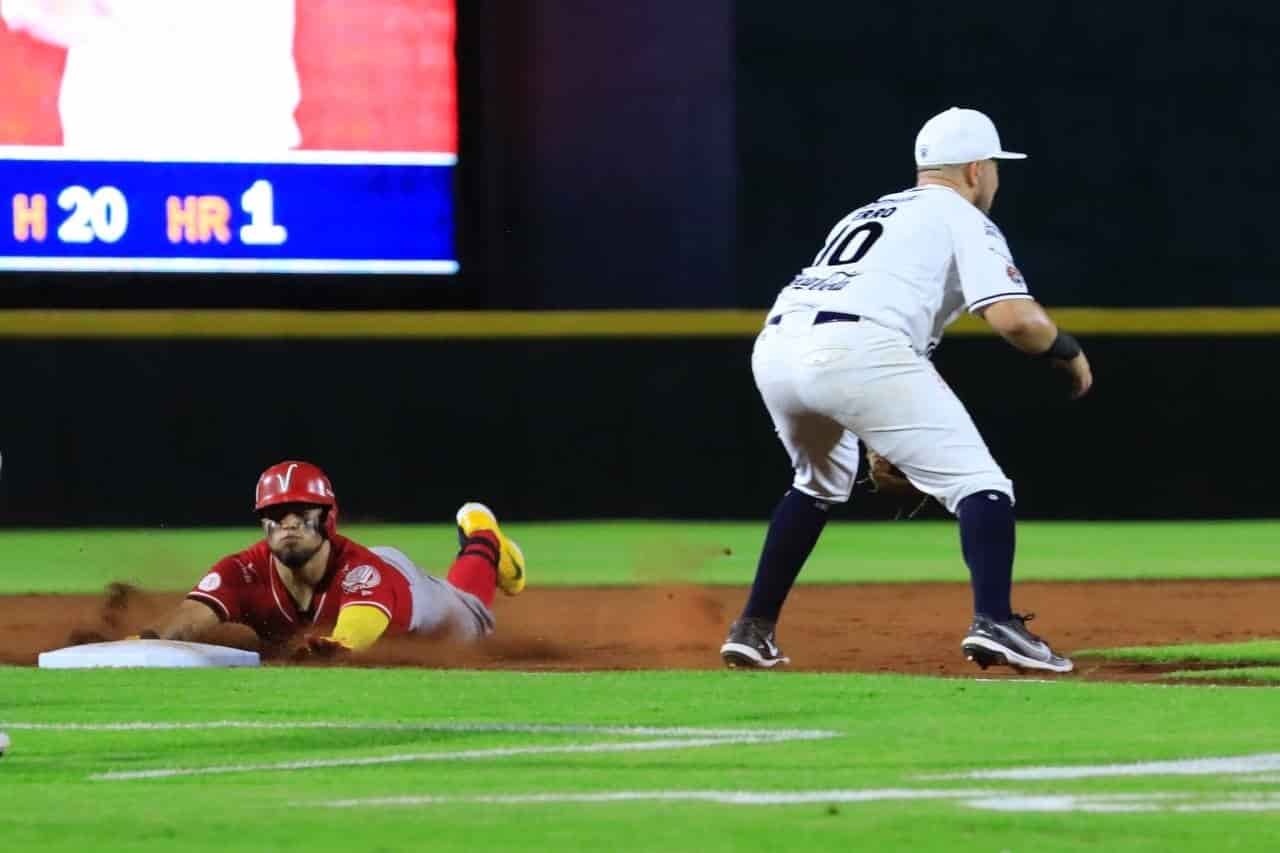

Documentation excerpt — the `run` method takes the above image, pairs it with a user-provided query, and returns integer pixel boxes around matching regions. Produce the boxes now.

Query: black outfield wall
[737,2,1280,309]
[0,336,1271,526]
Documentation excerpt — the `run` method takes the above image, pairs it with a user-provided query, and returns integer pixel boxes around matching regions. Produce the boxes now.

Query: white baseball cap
[914,107,1026,168]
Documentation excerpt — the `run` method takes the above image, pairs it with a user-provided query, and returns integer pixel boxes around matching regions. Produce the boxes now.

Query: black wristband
[1040,332,1081,360]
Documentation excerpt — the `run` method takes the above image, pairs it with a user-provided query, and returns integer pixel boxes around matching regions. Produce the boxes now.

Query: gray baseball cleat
[720,617,791,669]
[962,612,1073,673]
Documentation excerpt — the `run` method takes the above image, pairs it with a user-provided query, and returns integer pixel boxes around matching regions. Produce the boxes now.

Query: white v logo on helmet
[274,463,299,492]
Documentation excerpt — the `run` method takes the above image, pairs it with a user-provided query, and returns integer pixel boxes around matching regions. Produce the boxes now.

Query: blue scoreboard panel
[0,150,457,274]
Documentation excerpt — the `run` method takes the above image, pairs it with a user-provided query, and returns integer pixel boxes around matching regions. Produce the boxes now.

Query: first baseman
[721,107,1092,674]
[142,460,525,656]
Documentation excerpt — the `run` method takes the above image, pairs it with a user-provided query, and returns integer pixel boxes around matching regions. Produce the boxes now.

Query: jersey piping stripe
[269,575,297,624]
[312,590,330,624]
[0,309,1278,338]
[186,591,230,621]
[967,292,1035,313]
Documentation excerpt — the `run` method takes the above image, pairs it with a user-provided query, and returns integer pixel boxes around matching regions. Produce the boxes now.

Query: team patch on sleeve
[197,572,222,592]
[1006,265,1026,287]
[342,565,382,594]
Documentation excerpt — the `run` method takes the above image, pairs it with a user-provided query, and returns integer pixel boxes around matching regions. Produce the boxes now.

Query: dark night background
[0,1,1275,524]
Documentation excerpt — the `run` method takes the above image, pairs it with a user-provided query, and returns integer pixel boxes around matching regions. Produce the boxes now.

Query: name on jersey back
[788,271,861,291]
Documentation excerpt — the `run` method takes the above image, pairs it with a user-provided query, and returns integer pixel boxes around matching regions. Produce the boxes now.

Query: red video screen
[0,0,456,156]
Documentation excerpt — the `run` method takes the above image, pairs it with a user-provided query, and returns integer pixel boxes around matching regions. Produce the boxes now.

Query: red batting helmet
[254,460,338,536]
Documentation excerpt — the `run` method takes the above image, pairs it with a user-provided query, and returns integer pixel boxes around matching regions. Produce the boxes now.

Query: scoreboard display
[0,0,458,276]
[2,152,456,273]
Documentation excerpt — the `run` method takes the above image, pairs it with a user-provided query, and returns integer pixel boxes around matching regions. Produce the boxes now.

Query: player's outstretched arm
[148,598,222,642]
[981,298,1093,399]
[325,604,391,652]
[293,606,389,660]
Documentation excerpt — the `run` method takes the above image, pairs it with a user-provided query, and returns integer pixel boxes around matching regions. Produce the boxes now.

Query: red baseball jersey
[186,534,413,641]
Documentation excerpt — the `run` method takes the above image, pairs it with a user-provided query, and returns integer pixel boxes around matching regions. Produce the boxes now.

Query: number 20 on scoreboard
[11,179,288,247]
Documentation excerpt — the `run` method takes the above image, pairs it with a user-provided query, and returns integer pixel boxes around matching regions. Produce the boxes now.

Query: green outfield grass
[1166,667,1280,683]
[3,668,1280,852]
[1,519,1278,594]
[1076,641,1280,684]
[1080,640,1280,665]
[4,520,1280,849]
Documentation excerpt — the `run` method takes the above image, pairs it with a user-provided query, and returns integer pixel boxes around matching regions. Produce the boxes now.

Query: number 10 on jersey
[812,206,896,266]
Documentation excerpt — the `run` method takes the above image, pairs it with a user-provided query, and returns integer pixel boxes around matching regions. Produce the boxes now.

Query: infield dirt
[2,579,1277,681]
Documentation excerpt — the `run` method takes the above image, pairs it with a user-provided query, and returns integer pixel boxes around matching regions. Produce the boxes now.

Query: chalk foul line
[313,789,997,808]
[6,721,838,782]
[14,719,1280,813]
[309,748,1280,814]
[310,789,1280,814]
[925,752,1280,781]
[0,720,830,738]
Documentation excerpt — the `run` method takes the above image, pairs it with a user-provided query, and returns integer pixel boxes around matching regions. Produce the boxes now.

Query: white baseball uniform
[754,184,1032,513]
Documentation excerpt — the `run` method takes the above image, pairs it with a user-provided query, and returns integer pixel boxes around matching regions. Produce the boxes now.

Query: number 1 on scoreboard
[239,179,287,246]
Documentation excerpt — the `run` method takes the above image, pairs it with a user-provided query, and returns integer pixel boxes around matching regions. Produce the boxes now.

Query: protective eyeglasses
[258,503,326,527]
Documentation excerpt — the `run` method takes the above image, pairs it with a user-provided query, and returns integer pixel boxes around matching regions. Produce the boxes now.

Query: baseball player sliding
[141,461,525,656]
[721,107,1091,674]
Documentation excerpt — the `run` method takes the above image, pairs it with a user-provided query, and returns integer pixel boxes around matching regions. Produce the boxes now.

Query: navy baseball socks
[744,489,832,621]
[957,490,1073,673]
[722,489,831,668]
[957,490,1014,621]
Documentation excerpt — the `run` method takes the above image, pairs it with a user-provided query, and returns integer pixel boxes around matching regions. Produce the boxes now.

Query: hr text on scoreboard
[11,180,287,246]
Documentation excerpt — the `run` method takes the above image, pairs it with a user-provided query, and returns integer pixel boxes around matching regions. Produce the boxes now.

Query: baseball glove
[865,449,916,496]
[864,449,933,519]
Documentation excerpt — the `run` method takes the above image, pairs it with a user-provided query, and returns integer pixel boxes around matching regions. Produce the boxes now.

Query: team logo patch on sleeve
[1006,265,1026,287]
[197,572,222,592]
[342,565,382,594]
[233,559,258,584]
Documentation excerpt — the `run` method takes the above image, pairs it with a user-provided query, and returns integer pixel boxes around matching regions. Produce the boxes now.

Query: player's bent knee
[791,480,852,505]
[943,478,1015,516]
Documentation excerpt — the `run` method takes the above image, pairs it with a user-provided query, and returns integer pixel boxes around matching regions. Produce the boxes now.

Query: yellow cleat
[456,502,526,596]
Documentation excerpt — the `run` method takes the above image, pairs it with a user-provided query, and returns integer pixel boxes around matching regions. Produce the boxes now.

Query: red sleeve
[186,553,250,623]
[335,559,401,626]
